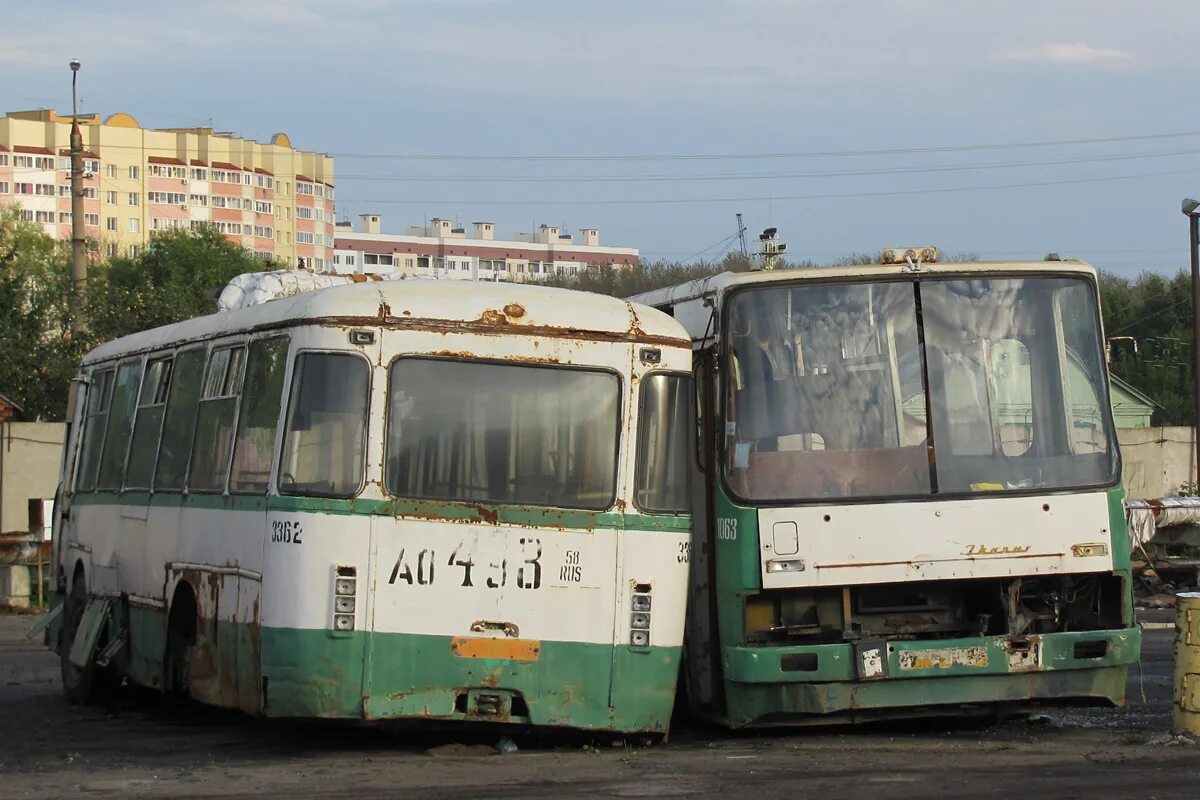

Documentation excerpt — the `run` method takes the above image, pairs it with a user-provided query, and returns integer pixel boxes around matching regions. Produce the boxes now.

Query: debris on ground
[1025,714,1059,729]
[1146,733,1198,747]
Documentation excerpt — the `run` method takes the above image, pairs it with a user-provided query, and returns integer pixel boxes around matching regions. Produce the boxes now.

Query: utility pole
[735,212,749,259]
[1183,198,1200,489]
[69,59,86,334]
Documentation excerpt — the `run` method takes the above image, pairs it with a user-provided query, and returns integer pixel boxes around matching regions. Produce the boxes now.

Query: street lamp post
[69,59,86,334]
[1184,198,1200,490]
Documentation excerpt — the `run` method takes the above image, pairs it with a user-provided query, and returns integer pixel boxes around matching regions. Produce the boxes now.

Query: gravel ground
[1,612,1196,799]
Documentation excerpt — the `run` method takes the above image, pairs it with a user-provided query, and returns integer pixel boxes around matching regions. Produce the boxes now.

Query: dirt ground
[1,612,1197,800]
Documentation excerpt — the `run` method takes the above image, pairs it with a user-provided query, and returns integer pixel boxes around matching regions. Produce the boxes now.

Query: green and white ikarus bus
[633,249,1141,728]
[49,277,693,736]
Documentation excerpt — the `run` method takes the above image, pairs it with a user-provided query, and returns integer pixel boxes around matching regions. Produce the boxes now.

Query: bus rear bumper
[261,627,681,735]
[721,626,1141,727]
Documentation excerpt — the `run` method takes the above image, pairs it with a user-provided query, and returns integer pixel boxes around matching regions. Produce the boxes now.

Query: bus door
[270,341,378,715]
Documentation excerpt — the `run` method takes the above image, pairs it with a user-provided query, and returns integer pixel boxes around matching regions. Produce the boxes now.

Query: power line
[677,232,742,264]
[327,129,1200,162]
[1108,296,1192,335]
[341,166,1200,207]
[333,147,1200,183]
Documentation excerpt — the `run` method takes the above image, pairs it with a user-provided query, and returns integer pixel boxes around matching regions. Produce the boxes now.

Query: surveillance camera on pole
[755,227,786,271]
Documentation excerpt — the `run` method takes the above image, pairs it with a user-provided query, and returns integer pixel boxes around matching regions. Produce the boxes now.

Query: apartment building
[0,109,335,268]
[333,215,637,281]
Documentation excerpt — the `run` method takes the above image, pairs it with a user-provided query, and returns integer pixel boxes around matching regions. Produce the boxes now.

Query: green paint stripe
[70,491,690,533]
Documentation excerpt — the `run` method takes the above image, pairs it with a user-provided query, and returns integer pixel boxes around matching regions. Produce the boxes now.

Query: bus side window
[76,368,116,492]
[188,345,247,493]
[96,360,141,491]
[230,336,290,494]
[636,373,692,514]
[278,352,370,498]
[125,356,174,490]
[154,349,206,491]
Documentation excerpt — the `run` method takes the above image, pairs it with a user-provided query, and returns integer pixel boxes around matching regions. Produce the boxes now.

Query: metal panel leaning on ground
[48,276,695,736]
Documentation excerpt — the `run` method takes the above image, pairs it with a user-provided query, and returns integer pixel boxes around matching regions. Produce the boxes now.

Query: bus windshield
[386,358,621,510]
[724,275,1117,502]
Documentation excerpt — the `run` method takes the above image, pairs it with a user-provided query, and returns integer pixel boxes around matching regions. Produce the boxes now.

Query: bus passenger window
[96,361,141,490]
[154,349,205,491]
[188,345,246,493]
[76,368,116,492]
[230,337,289,494]
[125,357,174,489]
[636,374,691,514]
[278,353,370,498]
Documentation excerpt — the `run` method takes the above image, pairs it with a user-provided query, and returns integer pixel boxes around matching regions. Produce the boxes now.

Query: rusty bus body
[633,257,1140,727]
[49,278,693,735]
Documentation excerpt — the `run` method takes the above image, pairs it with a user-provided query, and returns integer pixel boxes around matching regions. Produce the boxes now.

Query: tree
[0,206,84,420]
[87,225,272,342]
[1098,268,1194,425]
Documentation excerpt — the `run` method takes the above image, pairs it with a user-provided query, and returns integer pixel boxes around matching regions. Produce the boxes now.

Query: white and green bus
[50,277,694,735]
[633,250,1141,728]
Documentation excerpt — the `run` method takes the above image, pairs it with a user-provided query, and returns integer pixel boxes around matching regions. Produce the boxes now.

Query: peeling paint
[897,645,990,671]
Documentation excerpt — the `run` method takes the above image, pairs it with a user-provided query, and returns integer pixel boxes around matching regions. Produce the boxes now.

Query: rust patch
[478,309,509,327]
[470,504,499,525]
[614,499,627,512]
[451,637,541,661]
[378,301,392,318]
[502,302,526,319]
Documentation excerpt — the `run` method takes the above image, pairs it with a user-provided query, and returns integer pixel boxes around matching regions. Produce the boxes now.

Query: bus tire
[59,568,110,705]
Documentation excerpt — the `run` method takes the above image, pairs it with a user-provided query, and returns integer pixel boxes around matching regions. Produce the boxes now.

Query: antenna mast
[736,212,749,259]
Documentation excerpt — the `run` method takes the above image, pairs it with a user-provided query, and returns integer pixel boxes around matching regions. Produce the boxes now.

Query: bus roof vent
[879,247,938,267]
[1044,252,1062,261]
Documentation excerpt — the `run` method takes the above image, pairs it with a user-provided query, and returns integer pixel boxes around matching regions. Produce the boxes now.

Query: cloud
[1002,42,1133,65]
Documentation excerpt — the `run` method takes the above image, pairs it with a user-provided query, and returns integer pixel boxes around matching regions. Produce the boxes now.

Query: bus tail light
[333,565,357,633]
[631,583,652,647]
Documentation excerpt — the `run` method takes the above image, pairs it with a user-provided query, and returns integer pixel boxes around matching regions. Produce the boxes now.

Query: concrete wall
[0,422,64,534]
[1118,426,1196,501]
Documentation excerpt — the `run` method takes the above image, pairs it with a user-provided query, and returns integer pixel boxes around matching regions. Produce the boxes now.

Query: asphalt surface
[1,611,1197,799]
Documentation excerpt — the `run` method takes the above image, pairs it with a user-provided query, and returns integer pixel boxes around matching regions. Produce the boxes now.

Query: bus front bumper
[721,626,1141,727]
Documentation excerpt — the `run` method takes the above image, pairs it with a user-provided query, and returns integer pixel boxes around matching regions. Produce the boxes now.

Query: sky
[3,0,1198,276]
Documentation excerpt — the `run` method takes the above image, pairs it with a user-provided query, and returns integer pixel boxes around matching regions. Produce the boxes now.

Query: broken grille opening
[744,573,1125,645]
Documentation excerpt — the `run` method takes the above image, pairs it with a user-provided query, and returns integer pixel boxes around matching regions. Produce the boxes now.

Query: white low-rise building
[332,215,637,280]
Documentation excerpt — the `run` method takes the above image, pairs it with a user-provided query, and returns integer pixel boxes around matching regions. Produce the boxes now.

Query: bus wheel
[59,570,108,705]
[164,585,197,700]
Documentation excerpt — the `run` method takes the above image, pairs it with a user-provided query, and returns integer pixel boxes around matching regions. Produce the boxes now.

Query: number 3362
[272,520,303,544]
